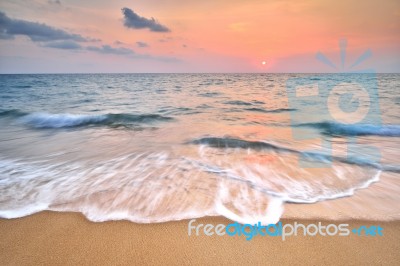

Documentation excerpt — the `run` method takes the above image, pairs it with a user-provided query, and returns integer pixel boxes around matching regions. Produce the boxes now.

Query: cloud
[0,11,178,63]
[0,11,88,42]
[121,7,170,33]
[86,45,134,55]
[43,40,82,50]
[42,41,136,56]
[85,44,180,63]
[87,37,101,42]
[136,41,149,48]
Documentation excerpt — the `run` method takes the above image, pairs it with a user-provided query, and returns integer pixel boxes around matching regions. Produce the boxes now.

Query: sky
[0,0,399,73]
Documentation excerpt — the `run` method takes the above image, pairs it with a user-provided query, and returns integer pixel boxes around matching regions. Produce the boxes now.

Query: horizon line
[1,72,399,75]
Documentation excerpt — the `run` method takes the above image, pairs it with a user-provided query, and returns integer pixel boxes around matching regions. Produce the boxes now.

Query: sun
[262,61,266,65]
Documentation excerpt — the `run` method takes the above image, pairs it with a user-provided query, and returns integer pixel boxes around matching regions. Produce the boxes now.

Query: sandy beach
[1,211,399,265]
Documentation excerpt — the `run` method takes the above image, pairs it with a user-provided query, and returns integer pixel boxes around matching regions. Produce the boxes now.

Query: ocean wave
[224,100,253,106]
[0,109,28,117]
[189,137,294,153]
[245,107,297,113]
[198,92,221,97]
[1,111,173,128]
[0,154,218,222]
[188,136,400,172]
[190,140,384,206]
[299,121,400,137]
[0,149,385,223]
[11,85,32,89]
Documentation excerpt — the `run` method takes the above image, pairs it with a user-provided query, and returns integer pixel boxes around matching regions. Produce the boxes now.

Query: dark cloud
[0,11,179,63]
[0,11,87,42]
[86,45,134,55]
[43,40,82,50]
[121,7,170,33]
[136,41,149,48]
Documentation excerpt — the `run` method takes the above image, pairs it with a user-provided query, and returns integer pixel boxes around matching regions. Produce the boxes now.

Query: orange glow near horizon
[0,0,399,73]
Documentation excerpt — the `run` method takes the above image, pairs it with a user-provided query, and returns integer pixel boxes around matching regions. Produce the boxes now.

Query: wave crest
[299,121,400,137]
[15,112,173,128]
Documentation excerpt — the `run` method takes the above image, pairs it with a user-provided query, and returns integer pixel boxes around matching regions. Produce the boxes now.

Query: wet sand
[1,211,399,265]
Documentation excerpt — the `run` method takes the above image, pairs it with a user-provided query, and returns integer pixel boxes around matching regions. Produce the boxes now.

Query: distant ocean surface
[0,73,399,224]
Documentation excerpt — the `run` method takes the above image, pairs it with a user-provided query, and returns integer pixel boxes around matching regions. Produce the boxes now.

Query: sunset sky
[0,0,399,73]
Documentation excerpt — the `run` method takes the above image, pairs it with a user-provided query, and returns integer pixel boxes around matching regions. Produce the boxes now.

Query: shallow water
[0,73,399,223]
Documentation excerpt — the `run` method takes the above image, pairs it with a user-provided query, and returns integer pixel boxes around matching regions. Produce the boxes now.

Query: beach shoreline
[1,211,399,265]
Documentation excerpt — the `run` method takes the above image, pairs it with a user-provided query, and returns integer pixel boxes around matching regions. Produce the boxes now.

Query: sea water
[0,73,399,223]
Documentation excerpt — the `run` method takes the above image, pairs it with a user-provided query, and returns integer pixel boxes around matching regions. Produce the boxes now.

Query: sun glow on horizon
[0,0,398,73]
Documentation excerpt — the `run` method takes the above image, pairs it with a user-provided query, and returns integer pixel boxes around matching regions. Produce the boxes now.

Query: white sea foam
[0,146,391,224]
[18,113,107,128]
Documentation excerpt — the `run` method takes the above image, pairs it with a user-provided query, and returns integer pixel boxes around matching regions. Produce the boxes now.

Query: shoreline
[1,211,400,265]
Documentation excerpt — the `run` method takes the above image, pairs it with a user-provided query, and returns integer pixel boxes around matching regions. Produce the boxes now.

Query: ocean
[0,73,399,224]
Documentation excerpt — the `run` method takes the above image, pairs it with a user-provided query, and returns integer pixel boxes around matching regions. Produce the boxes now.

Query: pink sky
[0,0,399,73]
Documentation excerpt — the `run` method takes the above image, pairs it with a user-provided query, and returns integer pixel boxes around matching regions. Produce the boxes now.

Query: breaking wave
[0,110,173,128]
[299,121,400,137]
